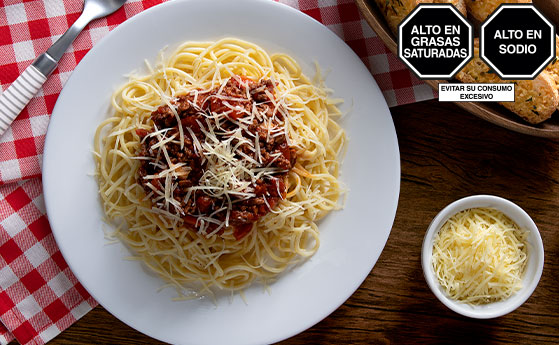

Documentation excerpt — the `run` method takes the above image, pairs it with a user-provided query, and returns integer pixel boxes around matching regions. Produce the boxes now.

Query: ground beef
[136,76,297,240]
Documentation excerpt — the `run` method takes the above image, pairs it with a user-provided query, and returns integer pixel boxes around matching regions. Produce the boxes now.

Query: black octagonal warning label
[480,4,556,80]
[398,4,473,79]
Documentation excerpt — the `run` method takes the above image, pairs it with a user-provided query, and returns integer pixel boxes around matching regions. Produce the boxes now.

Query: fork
[0,0,128,137]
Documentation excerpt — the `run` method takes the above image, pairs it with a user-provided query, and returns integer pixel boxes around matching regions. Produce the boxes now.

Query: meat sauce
[136,76,296,240]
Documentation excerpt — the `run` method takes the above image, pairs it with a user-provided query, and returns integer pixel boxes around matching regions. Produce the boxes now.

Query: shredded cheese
[432,208,528,305]
[138,76,292,229]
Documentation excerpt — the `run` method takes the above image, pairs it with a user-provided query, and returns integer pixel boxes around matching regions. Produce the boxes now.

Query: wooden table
[47,100,559,344]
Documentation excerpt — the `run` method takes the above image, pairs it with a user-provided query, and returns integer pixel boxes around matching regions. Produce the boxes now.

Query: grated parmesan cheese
[432,207,528,305]
[137,76,294,235]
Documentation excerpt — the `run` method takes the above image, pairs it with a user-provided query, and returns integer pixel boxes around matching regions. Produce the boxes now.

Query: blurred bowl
[421,195,544,319]
[355,0,559,138]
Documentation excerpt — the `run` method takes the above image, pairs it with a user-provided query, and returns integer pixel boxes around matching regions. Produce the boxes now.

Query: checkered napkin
[0,179,96,345]
[0,0,435,344]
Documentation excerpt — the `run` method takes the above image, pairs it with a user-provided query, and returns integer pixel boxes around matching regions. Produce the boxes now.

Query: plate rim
[42,0,401,343]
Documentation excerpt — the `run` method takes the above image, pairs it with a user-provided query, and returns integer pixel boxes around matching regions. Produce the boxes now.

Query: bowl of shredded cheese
[422,195,544,319]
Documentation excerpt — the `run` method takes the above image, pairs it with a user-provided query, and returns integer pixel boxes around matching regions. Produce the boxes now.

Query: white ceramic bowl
[421,195,544,319]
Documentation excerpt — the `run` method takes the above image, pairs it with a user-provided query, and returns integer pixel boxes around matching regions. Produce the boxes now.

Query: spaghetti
[94,38,346,297]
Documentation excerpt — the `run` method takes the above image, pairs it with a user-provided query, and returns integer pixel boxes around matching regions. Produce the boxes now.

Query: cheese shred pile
[432,208,528,305]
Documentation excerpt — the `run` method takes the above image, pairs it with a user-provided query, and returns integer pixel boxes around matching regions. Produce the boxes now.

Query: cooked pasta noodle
[93,38,346,297]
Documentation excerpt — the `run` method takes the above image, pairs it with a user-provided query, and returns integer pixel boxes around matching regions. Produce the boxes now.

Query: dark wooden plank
[41,100,559,344]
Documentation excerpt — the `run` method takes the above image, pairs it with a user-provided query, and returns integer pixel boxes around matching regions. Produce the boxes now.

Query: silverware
[0,0,128,137]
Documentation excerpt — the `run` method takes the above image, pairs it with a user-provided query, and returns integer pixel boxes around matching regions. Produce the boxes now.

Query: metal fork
[0,0,128,137]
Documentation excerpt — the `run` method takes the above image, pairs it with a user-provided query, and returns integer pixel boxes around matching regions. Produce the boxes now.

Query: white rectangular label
[438,83,515,102]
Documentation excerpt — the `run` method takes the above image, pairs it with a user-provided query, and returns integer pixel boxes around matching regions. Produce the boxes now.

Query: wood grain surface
[42,100,559,344]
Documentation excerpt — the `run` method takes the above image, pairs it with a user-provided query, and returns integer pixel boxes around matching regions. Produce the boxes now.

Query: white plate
[42,0,400,344]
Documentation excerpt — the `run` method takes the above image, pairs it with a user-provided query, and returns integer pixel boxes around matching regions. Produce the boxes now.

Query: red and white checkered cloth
[0,0,435,344]
[0,179,96,345]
